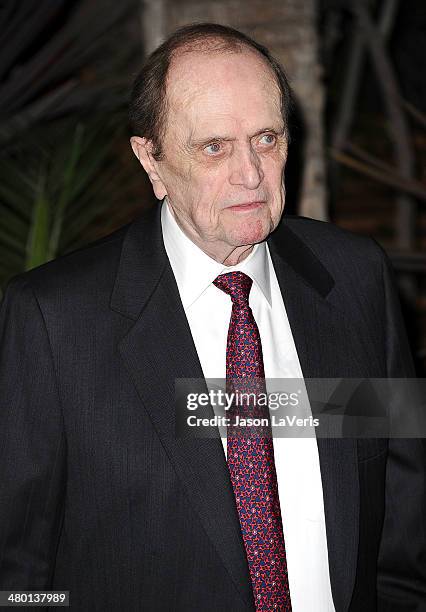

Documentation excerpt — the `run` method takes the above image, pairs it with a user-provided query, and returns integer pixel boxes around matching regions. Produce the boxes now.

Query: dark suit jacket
[0,204,425,611]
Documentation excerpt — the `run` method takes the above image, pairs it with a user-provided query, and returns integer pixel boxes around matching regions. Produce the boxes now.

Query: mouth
[225,201,264,212]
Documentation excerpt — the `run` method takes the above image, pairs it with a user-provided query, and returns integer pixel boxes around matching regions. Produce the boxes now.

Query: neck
[221,245,254,266]
[188,239,255,266]
[166,202,255,266]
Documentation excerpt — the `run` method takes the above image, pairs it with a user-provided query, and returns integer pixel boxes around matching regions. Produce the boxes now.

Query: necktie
[213,271,292,611]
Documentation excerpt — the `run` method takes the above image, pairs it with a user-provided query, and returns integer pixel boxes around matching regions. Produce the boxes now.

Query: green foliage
[0,0,142,290]
[0,114,137,286]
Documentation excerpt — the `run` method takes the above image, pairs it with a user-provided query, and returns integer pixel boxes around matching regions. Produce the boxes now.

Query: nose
[229,145,264,189]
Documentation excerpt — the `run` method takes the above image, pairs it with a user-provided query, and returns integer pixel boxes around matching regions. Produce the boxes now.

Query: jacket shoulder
[4,223,130,304]
[280,215,387,270]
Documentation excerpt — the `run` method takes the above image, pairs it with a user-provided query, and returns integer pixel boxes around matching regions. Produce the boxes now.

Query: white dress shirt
[161,200,335,611]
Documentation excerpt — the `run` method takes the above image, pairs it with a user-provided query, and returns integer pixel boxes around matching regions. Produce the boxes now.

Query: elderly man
[0,23,425,612]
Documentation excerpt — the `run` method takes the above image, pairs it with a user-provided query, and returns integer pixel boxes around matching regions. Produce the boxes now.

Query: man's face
[135,49,288,264]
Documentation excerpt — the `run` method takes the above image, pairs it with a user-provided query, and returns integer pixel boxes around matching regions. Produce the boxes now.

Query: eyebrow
[188,126,285,149]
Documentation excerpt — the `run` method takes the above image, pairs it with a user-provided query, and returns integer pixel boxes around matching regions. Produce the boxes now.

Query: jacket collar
[111,204,334,320]
[267,214,335,299]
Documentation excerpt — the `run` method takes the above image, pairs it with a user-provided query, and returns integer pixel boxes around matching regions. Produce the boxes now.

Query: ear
[130,136,168,200]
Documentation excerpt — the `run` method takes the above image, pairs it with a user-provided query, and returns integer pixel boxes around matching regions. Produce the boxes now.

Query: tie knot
[213,271,253,304]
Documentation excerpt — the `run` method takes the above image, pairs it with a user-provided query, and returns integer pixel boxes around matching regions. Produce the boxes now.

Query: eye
[259,133,276,146]
[204,142,222,155]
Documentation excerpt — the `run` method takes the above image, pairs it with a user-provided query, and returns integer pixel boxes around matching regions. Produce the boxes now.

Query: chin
[227,218,271,246]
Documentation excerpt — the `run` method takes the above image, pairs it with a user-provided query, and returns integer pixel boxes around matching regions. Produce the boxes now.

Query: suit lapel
[111,207,254,608]
[268,220,359,612]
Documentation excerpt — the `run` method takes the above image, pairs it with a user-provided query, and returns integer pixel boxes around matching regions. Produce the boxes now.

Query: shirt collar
[161,198,271,309]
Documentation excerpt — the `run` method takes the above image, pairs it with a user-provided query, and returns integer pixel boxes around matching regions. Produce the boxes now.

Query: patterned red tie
[213,271,292,611]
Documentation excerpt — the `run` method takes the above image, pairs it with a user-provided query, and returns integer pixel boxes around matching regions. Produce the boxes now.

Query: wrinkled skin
[131,48,288,265]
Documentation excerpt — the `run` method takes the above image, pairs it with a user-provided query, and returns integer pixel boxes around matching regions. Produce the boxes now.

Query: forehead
[165,48,283,138]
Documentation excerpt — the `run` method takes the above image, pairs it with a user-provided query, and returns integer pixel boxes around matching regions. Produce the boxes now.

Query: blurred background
[0,0,425,373]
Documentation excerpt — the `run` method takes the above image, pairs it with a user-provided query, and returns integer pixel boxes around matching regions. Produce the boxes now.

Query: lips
[226,201,264,211]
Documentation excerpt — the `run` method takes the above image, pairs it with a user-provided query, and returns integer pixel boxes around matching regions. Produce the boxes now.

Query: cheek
[190,170,227,218]
[264,162,285,199]
[264,157,285,184]
[159,159,192,200]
